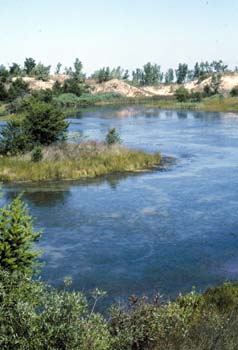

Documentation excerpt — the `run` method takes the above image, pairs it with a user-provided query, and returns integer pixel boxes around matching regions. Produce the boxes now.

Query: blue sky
[1,0,238,74]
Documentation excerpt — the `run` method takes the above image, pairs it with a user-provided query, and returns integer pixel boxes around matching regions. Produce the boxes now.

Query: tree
[62,78,85,96]
[0,119,30,155]
[73,58,85,82]
[193,62,200,79]
[0,65,9,82]
[143,62,163,86]
[132,68,144,86]
[24,57,36,75]
[9,63,22,77]
[55,62,62,74]
[165,69,174,84]
[210,74,221,94]
[33,63,51,81]
[0,196,42,274]
[8,78,29,101]
[105,128,121,145]
[23,100,69,146]
[176,63,188,84]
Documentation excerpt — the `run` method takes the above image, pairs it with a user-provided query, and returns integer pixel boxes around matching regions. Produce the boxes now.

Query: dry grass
[0,142,162,183]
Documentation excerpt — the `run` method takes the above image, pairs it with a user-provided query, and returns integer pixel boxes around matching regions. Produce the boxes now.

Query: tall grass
[0,142,162,183]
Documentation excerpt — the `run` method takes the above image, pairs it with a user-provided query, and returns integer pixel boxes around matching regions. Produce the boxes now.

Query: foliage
[0,196,42,274]
[0,270,111,350]
[165,68,174,84]
[55,62,62,74]
[230,85,238,97]
[9,63,22,77]
[31,89,53,103]
[0,82,8,101]
[132,63,163,86]
[8,78,29,101]
[0,100,68,154]
[24,58,36,75]
[23,100,69,146]
[175,87,190,102]
[105,128,122,145]
[0,119,30,155]
[62,78,86,96]
[92,66,129,83]
[31,145,43,162]
[176,63,188,84]
[32,63,51,81]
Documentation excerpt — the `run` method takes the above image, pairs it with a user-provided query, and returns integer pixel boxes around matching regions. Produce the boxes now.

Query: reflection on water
[2,106,238,304]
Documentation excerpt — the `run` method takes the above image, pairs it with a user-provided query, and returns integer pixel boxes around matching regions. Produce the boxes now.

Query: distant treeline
[0,57,236,87]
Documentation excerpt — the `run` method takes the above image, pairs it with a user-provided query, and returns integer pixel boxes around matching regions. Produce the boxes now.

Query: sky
[1,0,238,74]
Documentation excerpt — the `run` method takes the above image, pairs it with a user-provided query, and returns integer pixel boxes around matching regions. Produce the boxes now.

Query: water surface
[2,106,238,303]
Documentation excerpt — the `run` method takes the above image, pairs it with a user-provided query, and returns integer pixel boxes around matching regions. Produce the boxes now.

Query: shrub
[62,78,85,96]
[31,145,43,162]
[23,100,69,146]
[0,82,8,101]
[230,86,238,97]
[0,119,30,155]
[105,128,121,145]
[8,78,29,101]
[175,87,190,102]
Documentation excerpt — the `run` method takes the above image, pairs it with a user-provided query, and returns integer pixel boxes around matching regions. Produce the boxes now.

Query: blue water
[2,106,238,303]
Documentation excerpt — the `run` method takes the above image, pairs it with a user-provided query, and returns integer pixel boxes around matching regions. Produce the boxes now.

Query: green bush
[8,78,29,101]
[0,119,30,155]
[230,86,238,97]
[105,128,121,145]
[0,100,69,155]
[175,87,190,102]
[31,145,43,162]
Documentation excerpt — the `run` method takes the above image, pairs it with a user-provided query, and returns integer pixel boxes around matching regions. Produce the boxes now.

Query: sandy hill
[13,73,238,97]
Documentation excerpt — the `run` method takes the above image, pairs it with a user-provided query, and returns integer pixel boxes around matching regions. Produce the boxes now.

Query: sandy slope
[13,73,238,97]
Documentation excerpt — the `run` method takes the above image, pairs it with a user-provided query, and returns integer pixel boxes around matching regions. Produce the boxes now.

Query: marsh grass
[0,142,162,183]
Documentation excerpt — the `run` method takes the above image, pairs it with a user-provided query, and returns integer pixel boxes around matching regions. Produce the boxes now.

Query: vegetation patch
[0,142,162,183]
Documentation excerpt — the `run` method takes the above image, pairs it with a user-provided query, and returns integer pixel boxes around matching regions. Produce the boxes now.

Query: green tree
[176,63,188,84]
[24,57,36,75]
[0,196,42,274]
[55,62,62,74]
[8,78,29,101]
[143,62,163,86]
[165,68,174,84]
[23,100,69,146]
[0,65,9,83]
[63,78,85,96]
[73,58,85,82]
[9,63,22,77]
[33,63,51,81]
[0,119,30,155]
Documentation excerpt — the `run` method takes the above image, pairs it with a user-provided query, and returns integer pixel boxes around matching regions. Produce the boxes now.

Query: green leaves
[0,195,42,274]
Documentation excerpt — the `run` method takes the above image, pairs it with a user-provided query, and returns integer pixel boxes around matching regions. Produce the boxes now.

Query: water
[2,106,238,303]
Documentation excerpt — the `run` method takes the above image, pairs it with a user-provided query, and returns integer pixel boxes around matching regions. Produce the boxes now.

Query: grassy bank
[0,142,162,183]
[56,93,238,114]
[144,95,238,113]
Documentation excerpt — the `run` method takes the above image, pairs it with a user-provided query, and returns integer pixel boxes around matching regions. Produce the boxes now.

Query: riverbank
[1,95,238,122]
[0,142,163,183]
